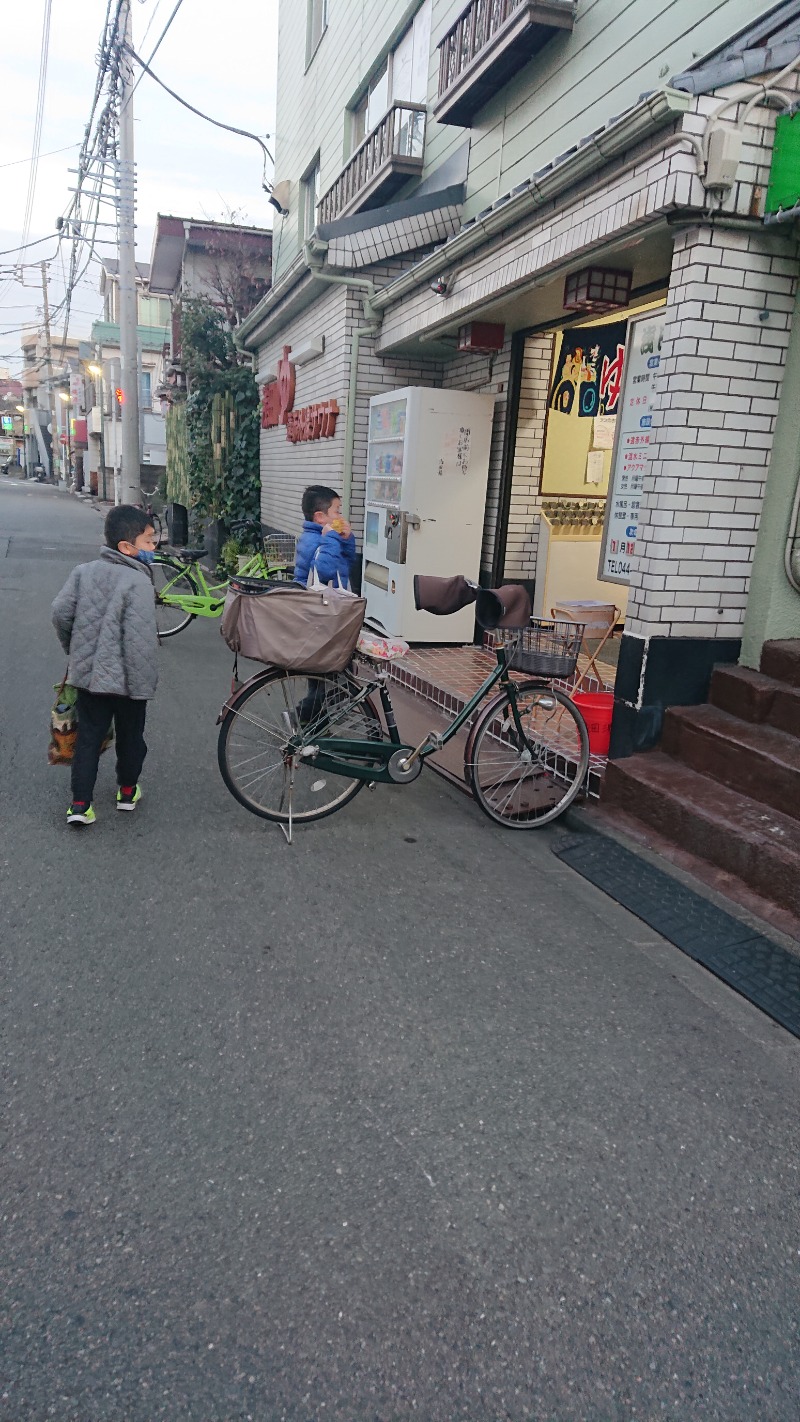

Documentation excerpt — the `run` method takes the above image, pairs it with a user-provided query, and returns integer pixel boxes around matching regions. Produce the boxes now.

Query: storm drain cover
[554,831,800,1038]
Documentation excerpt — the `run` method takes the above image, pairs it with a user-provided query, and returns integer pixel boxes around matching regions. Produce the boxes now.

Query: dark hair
[302,485,339,521]
[105,504,152,549]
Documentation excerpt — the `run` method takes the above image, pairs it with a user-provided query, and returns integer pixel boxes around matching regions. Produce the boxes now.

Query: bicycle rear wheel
[152,556,197,638]
[465,683,589,828]
[218,669,384,823]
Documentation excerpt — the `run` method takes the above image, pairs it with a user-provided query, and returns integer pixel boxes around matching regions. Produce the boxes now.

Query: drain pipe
[302,239,381,517]
[785,466,800,594]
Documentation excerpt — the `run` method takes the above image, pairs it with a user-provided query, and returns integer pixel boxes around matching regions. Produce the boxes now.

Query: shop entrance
[503,296,667,691]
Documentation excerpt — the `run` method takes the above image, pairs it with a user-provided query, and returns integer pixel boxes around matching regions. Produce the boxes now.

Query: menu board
[598,309,666,585]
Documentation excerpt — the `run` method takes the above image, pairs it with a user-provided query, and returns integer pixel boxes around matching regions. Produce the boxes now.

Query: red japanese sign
[285,400,339,443]
[261,345,296,429]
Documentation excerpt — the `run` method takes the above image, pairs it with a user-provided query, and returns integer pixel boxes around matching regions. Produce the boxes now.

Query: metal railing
[317,101,427,225]
[437,0,525,96]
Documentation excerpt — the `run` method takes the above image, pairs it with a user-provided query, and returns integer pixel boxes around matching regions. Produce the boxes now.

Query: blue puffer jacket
[294,520,356,587]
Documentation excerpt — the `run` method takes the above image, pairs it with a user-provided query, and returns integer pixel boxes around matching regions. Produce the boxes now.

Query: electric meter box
[766,111,800,214]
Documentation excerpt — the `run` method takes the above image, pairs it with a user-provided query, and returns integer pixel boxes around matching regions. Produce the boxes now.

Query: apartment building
[239,0,800,768]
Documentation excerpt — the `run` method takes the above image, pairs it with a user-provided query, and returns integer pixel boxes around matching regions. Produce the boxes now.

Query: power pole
[117,0,141,505]
[40,259,57,481]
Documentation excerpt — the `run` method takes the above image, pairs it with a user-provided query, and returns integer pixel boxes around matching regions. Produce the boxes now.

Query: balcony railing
[435,0,575,127]
[317,101,427,225]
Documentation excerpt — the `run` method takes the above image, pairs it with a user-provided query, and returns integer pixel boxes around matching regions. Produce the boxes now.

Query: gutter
[369,87,690,315]
[671,38,800,96]
[235,250,311,349]
[302,239,382,517]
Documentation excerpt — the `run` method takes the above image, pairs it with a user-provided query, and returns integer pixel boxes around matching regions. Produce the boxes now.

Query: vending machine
[362,386,495,641]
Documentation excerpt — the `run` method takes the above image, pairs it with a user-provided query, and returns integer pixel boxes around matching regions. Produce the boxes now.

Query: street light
[57,391,70,402]
[15,405,25,413]
[87,363,102,377]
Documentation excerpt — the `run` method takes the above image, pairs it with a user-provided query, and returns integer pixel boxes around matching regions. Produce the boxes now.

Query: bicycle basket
[501,618,584,677]
[262,535,296,569]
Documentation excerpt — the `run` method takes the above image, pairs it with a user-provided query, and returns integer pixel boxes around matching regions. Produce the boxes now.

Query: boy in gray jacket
[52,505,159,826]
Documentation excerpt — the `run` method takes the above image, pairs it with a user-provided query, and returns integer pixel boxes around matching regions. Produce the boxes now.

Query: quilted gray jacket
[52,547,159,699]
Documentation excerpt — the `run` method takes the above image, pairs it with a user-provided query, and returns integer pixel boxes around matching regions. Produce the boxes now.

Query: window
[138,294,170,327]
[306,0,328,65]
[139,371,152,409]
[301,159,321,238]
[350,0,431,148]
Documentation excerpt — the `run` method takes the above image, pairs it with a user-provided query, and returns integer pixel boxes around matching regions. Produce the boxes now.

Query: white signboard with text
[598,309,666,585]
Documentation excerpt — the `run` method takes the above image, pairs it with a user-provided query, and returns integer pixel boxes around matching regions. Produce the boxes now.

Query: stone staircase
[602,640,800,921]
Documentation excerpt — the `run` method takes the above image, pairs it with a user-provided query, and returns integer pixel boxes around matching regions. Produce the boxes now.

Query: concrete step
[661,702,800,821]
[710,664,800,741]
[602,752,800,919]
[761,638,800,688]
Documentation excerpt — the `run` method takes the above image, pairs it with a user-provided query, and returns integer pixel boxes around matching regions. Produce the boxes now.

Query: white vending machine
[362,386,495,642]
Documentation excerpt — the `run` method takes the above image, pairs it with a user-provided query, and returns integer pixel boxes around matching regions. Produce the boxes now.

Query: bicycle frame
[259,643,544,787]
[155,548,286,619]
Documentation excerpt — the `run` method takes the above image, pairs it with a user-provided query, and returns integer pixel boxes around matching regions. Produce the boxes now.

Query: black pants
[72,691,148,805]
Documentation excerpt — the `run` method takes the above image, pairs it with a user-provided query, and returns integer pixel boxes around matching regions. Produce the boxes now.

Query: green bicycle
[217,592,590,841]
[153,519,296,638]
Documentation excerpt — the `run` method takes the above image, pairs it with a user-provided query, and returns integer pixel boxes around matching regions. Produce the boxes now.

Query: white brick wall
[504,335,552,579]
[626,224,799,640]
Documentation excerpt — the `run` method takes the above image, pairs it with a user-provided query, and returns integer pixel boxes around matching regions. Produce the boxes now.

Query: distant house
[87,259,171,498]
[148,215,272,396]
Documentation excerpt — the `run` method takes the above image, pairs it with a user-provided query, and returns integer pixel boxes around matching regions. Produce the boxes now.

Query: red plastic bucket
[573,691,614,756]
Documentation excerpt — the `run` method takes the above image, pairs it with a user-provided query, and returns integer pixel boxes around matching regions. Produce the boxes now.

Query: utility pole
[117,0,141,504]
[40,259,57,481]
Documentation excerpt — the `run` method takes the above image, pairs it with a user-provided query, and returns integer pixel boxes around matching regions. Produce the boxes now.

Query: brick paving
[386,643,616,794]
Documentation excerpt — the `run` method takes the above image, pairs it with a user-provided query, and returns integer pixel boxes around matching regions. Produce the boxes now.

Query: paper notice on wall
[585,450,605,485]
[592,415,616,450]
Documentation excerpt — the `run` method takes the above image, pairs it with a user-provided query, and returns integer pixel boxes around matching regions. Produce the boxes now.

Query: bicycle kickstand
[280,759,295,845]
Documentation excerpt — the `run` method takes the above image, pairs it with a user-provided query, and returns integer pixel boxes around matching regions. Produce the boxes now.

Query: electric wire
[127,0,184,105]
[126,45,275,189]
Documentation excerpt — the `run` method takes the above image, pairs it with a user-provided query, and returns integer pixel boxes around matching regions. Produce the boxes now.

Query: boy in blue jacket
[295,485,356,587]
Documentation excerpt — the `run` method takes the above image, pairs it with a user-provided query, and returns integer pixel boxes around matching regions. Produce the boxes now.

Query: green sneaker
[116,784,142,812]
[67,803,96,826]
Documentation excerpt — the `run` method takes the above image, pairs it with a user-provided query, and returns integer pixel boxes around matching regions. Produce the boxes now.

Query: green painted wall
[740,283,800,666]
[272,0,781,284]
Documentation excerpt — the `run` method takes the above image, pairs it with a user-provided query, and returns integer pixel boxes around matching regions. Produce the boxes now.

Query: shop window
[306,0,328,66]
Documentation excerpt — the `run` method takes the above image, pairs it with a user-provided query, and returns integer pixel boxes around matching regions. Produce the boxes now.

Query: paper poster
[585,450,605,485]
[599,310,666,584]
[593,415,616,450]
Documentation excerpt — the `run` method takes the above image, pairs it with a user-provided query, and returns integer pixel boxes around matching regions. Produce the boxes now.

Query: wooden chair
[550,600,620,691]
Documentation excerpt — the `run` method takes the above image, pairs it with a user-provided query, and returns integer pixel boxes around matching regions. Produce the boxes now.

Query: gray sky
[0,0,279,376]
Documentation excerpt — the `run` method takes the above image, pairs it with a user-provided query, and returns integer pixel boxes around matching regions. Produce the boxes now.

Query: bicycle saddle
[175,548,207,562]
[414,574,531,629]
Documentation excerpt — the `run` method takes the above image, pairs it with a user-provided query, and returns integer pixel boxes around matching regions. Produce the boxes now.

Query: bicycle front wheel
[466,683,589,829]
[152,557,197,638]
[218,670,383,824]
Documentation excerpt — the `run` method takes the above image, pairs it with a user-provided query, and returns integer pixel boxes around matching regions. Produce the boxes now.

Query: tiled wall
[504,334,553,579]
[627,223,799,640]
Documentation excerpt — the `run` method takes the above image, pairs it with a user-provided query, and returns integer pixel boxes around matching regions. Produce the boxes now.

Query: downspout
[302,239,381,517]
[785,467,800,594]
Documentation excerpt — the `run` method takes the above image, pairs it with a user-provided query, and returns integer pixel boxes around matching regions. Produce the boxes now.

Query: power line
[18,0,54,256]
[0,234,59,259]
[126,45,274,189]
[0,142,80,171]
[127,0,184,104]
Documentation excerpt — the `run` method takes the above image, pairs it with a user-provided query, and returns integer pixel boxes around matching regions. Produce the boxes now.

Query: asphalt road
[1,480,798,1422]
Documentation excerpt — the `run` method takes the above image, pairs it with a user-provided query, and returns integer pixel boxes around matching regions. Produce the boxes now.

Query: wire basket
[261,535,296,572]
[500,618,585,678]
